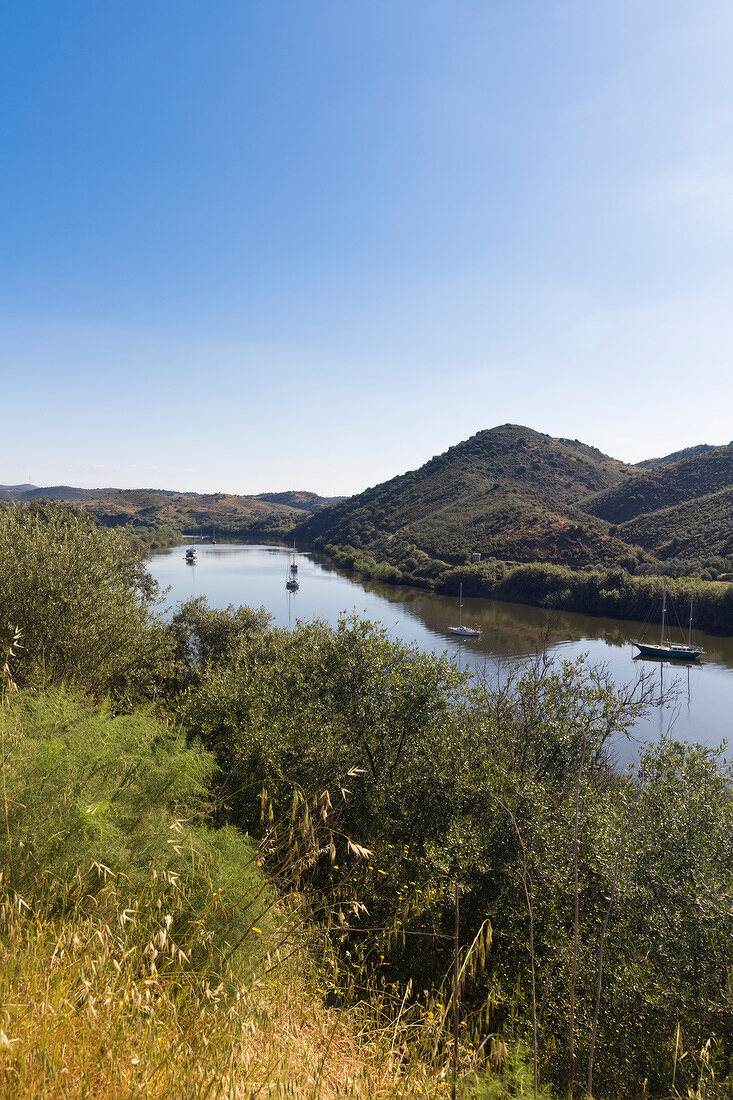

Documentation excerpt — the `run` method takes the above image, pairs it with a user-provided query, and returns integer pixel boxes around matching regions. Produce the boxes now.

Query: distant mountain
[0,484,121,503]
[295,424,640,569]
[635,444,715,469]
[0,485,336,539]
[85,489,332,538]
[255,491,344,513]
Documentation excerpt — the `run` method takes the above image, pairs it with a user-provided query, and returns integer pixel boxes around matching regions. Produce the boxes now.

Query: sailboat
[632,578,704,661]
[285,544,299,591]
[448,583,481,638]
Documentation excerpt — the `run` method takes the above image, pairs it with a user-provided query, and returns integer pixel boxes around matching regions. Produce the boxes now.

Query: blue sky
[3,1,733,495]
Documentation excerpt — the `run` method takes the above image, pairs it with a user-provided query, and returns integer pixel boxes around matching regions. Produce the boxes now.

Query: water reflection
[149,544,733,765]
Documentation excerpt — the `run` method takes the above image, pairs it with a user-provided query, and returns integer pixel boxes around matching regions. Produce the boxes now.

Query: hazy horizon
[2,422,730,500]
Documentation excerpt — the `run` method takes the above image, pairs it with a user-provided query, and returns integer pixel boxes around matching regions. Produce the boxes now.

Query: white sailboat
[448,583,481,638]
[632,577,703,661]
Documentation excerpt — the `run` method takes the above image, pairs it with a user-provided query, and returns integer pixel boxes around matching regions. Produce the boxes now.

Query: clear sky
[3,1,733,496]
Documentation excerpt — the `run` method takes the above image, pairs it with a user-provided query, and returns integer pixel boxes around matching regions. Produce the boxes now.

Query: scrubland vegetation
[1,501,732,1097]
[298,426,733,610]
[321,542,733,635]
[86,487,332,544]
[297,426,637,572]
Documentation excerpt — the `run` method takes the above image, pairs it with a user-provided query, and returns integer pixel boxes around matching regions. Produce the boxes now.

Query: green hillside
[619,485,733,560]
[297,424,639,569]
[582,444,733,524]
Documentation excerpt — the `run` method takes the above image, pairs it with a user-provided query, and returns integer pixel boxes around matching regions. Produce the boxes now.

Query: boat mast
[459,583,463,628]
[688,598,693,647]
[660,577,666,645]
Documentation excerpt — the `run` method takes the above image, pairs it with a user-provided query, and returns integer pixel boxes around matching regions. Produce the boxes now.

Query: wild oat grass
[0,684,475,1097]
[0,879,472,1099]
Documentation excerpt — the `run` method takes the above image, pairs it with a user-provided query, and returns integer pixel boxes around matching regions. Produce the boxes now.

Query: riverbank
[317,540,733,636]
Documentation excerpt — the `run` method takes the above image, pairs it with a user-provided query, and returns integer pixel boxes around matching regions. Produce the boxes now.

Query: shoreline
[315,540,733,637]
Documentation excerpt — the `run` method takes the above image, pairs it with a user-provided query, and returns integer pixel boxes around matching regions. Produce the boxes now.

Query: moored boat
[632,578,703,661]
[286,545,299,590]
[448,583,481,638]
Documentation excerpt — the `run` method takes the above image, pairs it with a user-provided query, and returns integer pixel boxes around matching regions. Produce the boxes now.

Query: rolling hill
[0,484,120,503]
[581,444,733,524]
[634,443,715,469]
[0,485,336,541]
[295,425,733,577]
[295,424,642,570]
[10,427,733,576]
[618,486,733,561]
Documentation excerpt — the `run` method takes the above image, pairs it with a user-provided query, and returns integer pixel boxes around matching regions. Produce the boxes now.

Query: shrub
[0,688,269,976]
[0,502,171,700]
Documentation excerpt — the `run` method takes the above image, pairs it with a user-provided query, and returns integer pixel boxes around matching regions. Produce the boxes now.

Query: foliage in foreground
[0,502,172,700]
[0,685,505,1098]
[0,688,269,976]
[2,505,733,1096]
[173,599,733,1098]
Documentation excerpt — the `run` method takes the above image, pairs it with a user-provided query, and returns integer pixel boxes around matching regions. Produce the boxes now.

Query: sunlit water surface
[149,544,733,767]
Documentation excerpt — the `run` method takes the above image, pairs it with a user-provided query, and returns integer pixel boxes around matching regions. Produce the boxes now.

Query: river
[149,543,733,766]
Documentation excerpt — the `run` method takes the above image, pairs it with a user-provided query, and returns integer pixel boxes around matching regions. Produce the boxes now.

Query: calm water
[150,544,733,766]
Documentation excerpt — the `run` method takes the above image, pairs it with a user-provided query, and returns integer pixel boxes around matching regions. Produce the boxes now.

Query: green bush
[0,688,269,976]
[0,502,171,700]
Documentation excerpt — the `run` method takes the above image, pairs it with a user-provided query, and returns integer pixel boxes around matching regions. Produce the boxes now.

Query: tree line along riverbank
[317,539,733,636]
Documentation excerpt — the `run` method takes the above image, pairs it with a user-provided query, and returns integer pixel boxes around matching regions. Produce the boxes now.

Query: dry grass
[0,885,462,1099]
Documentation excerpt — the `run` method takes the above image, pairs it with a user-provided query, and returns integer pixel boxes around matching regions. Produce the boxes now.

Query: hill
[619,486,733,561]
[86,488,327,539]
[582,444,733,524]
[255,490,342,512]
[0,483,35,495]
[635,443,715,469]
[0,485,336,540]
[12,428,733,575]
[0,484,120,503]
[296,424,641,570]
